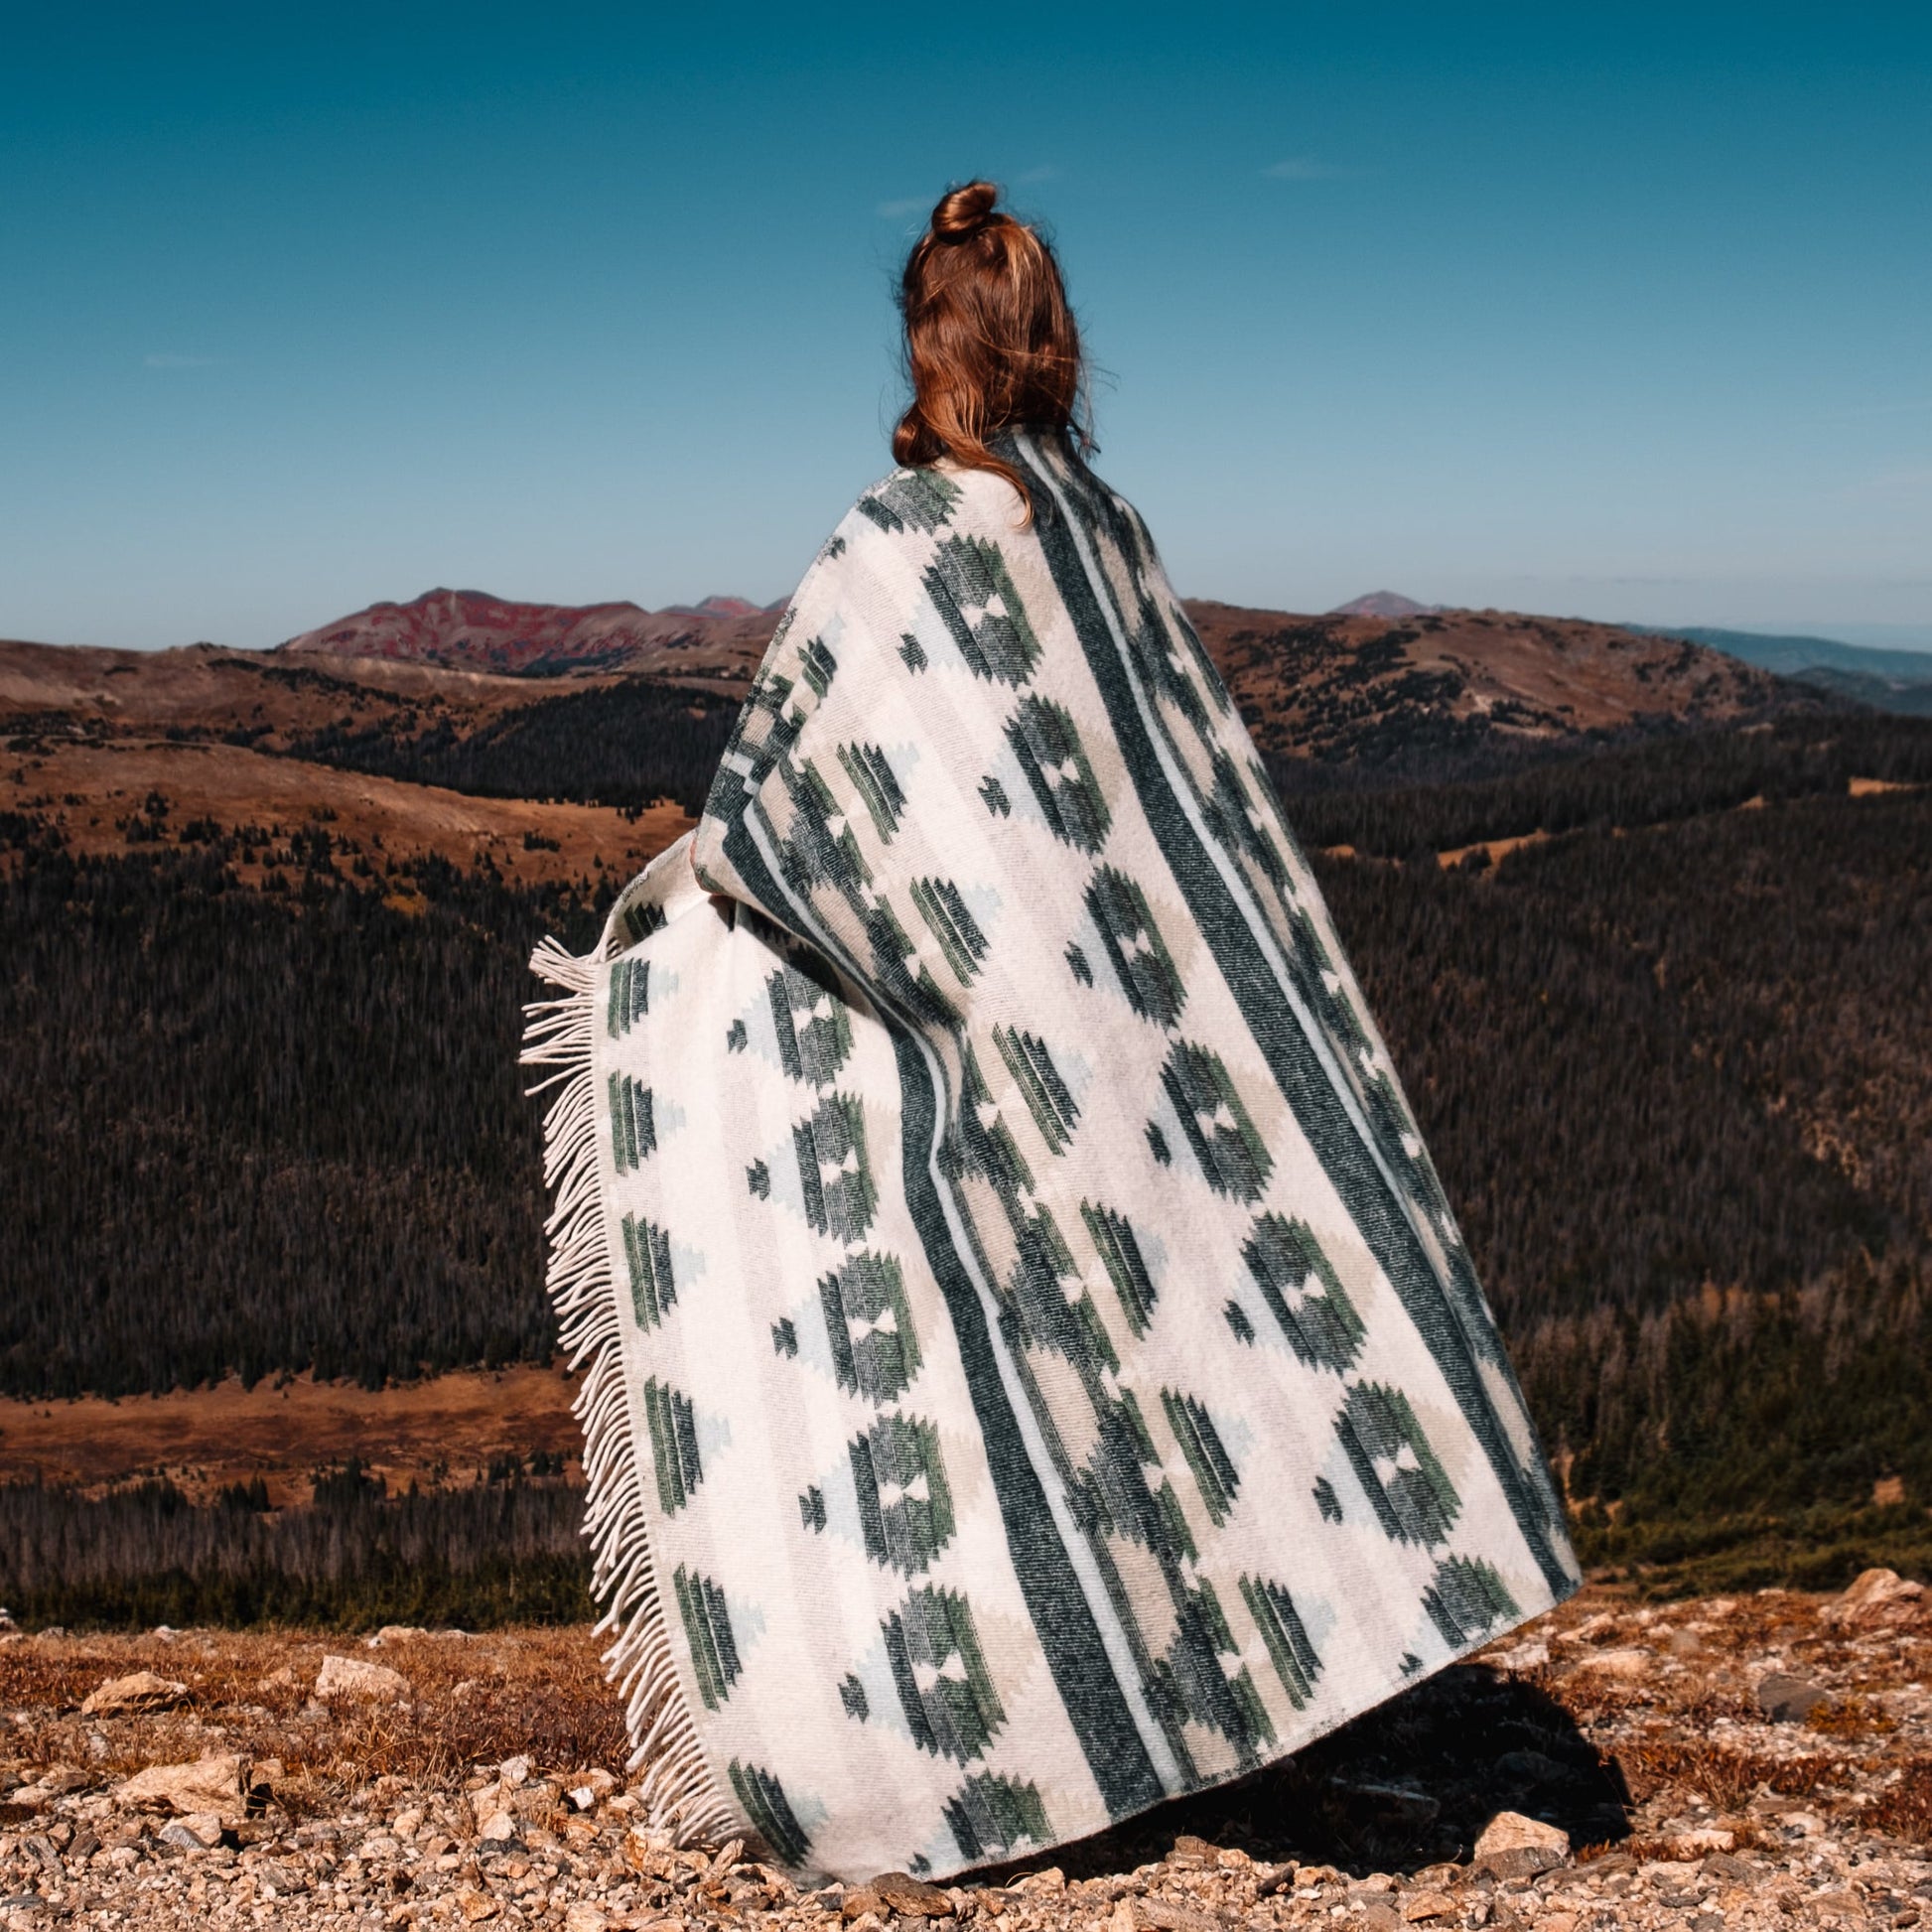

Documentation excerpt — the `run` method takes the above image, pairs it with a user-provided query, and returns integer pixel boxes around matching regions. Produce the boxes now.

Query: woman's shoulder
[837,462,1026,545]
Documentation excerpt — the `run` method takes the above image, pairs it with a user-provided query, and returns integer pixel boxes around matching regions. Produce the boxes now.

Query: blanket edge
[522,932,745,1847]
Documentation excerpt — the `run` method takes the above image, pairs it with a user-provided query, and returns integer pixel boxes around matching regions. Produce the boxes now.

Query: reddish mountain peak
[279,587,783,683]
[660,595,767,620]
[1329,591,1440,619]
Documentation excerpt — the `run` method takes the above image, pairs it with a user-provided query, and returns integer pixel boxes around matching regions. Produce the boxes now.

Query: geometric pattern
[535,428,1578,1888]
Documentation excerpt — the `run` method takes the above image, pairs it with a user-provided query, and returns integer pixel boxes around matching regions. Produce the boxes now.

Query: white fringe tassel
[522,933,744,1848]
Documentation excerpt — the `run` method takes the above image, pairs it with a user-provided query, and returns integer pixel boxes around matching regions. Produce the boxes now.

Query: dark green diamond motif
[850,1413,955,1574]
[618,899,666,947]
[1240,1575,1322,1710]
[783,759,872,897]
[819,1250,921,1403]
[608,1074,655,1173]
[839,1674,869,1721]
[767,962,853,1086]
[979,773,1011,816]
[1081,1202,1158,1336]
[859,469,962,534]
[673,1566,741,1710]
[1007,695,1110,851]
[620,1215,675,1328]
[642,1377,702,1513]
[1162,1043,1271,1201]
[836,741,907,841]
[1423,1555,1520,1648]
[1162,1389,1241,1527]
[1336,1382,1461,1548]
[607,958,649,1036]
[883,1587,1004,1762]
[799,635,837,699]
[1157,1577,1275,1758]
[1224,1300,1255,1344]
[924,536,1041,684]
[943,1773,1049,1865]
[993,1024,1079,1155]
[727,1759,811,1868]
[957,1044,1035,1208]
[1313,1475,1343,1522]
[909,877,989,986]
[1084,866,1184,1027]
[793,1093,877,1242]
[1242,1214,1365,1373]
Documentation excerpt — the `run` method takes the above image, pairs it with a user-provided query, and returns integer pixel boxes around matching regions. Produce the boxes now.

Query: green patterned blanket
[522,431,1577,1883]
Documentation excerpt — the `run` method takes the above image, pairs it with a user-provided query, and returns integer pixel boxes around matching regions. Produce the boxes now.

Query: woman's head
[893,181,1087,512]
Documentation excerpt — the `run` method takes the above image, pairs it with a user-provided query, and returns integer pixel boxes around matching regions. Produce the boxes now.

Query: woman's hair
[893,181,1088,515]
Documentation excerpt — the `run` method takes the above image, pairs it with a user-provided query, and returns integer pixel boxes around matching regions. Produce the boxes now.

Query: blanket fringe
[522,936,744,1847]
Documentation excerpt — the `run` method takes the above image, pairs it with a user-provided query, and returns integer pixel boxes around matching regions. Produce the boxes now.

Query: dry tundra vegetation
[3,1575,1931,1928]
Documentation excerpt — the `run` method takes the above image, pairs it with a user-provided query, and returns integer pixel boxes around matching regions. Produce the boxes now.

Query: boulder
[81,1671,189,1717]
[1473,1811,1570,1878]
[1826,1568,1925,1628]
[1756,1672,1828,1723]
[869,1870,955,1917]
[158,1813,225,1851]
[115,1753,247,1822]
[314,1653,410,1703]
[1572,1647,1649,1680]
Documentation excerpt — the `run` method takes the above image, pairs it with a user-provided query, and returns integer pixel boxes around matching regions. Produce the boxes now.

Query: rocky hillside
[1184,604,1812,784]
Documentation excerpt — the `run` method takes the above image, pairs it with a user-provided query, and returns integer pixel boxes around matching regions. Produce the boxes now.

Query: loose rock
[80,1668,190,1716]
[315,1651,411,1702]
[115,1750,248,1821]
[1756,1671,1829,1723]
[1472,1810,1571,1878]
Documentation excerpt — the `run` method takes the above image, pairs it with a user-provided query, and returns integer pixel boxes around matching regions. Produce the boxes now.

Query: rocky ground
[2,1573,1927,1931]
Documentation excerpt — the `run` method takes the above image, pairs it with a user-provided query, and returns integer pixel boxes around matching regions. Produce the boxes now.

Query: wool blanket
[523,431,1578,1884]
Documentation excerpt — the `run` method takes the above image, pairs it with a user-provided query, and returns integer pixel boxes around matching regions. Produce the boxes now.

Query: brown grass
[0,1626,629,1801]
[0,1364,583,1503]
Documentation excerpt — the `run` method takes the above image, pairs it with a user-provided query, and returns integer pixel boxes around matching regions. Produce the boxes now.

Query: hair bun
[931,180,1001,239]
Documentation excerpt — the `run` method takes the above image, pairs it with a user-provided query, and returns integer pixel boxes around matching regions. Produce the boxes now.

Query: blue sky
[3,3,1928,650]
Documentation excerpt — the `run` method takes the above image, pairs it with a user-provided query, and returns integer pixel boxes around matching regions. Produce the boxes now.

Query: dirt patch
[0,1366,582,1506]
[0,738,690,888]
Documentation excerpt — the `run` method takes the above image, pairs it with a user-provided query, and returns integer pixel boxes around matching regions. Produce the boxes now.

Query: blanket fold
[524,431,1578,1883]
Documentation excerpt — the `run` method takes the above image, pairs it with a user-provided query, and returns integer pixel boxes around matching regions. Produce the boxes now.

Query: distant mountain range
[1625,624,1932,718]
[263,586,1822,775]
[1329,598,1932,719]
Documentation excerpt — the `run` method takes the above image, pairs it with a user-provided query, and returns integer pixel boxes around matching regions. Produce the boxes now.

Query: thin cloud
[1015,165,1057,185]
[876,197,928,219]
[144,352,218,369]
[1262,157,1358,181]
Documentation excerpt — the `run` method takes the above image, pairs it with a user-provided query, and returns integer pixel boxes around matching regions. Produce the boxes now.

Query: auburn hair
[893,181,1089,516]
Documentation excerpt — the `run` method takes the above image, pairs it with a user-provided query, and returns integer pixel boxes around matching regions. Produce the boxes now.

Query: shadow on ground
[984,1664,1631,1884]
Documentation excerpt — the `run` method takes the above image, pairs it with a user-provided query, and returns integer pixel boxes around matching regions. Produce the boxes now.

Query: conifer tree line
[1,707,1927,1605]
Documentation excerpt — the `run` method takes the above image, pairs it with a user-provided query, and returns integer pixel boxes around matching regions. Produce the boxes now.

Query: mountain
[1327,590,1440,619]
[1184,602,1817,784]
[279,587,775,687]
[267,588,1825,787]
[1630,624,1932,719]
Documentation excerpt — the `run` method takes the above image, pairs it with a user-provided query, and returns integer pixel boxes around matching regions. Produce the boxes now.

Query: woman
[525,181,1577,1884]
